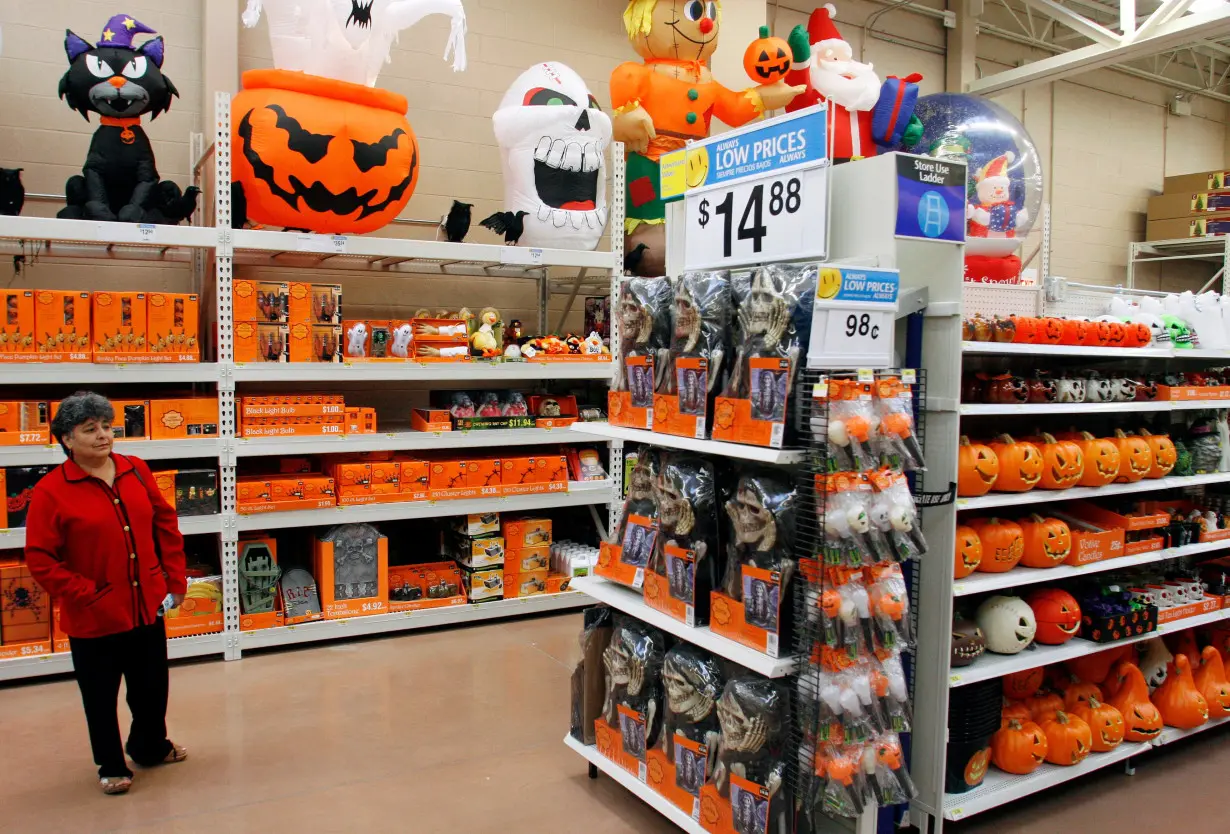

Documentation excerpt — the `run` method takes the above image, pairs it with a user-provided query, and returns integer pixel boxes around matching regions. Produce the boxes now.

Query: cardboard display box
[233,280,289,323]
[462,564,504,602]
[314,532,388,619]
[34,290,90,359]
[153,469,219,517]
[453,512,500,537]
[92,291,147,356]
[0,401,49,446]
[150,398,219,440]
[163,575,224,638]
[504,517,552,549]
[1163,169,1230,193]
[1147,212,1230,240]
[146,292,200,358]
[1,562,50,644]
[288,282,342,325]
[0,290,36,358]
[1147,190,1230,221]
[235,322,289,363]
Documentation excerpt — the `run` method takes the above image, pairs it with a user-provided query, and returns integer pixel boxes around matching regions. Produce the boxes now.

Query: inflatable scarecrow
[234,0,467,234]
[57,14,199,224]
[612,1,803,275]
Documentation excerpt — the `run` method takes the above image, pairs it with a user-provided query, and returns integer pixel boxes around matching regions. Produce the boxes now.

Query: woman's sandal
[163,744,188,764]
[100,776,132,795]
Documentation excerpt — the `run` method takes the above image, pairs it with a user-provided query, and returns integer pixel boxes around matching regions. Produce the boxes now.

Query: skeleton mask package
[602,615,667,760]
[320,522,383,601]
[614,277,673,394]
[597,447,661,589]
[644,454,722,626]
[722,468,798,607]
[661,645,724,795]
[662,271,732,401]
[571,605,614,746]
[492,62,611,250]
[714,676,790,834]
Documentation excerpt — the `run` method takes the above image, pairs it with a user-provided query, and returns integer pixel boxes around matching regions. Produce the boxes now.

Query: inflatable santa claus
[784,4,923,162]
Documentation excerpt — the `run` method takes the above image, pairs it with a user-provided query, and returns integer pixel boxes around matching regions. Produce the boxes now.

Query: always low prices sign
[807,266,900,369]
[661,105,830,271]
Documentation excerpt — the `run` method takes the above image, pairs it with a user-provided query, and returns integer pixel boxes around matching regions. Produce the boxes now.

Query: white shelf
[234,480,613,532]
[956,472,1230,511]
[564,734,706,834]
[942,741,1147,821]
[0,513,220,549]
[0,362,218,384]
[1154,715,1230,746]
[962,342,1172,359]
[231,361,613,383]
[952,539,1230,597]
[237,428,586,458]
[0,631,224,683]
[0,216,216,258]
[0,438,220,466]
[568,423,807,465]
[571,575,796,678]
[240,591,588,650]
[949,608,1230,687]
[960,400,1230,416]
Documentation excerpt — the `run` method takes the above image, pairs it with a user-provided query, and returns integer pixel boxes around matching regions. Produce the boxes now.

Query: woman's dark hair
[51,391,114,455]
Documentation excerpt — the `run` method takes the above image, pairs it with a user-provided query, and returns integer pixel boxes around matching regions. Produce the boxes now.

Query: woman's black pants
[69,619,173,778]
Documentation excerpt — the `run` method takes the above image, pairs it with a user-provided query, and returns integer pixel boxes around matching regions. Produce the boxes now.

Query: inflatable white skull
[493,62,611,250]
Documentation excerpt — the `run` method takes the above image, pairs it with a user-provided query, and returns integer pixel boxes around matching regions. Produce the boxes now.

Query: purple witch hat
[65,14,164,66]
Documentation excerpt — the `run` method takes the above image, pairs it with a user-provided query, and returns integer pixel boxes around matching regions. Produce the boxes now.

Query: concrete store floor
[0,611,1226,833]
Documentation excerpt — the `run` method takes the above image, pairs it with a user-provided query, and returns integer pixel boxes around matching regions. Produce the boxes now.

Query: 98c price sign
[683,167,828,271]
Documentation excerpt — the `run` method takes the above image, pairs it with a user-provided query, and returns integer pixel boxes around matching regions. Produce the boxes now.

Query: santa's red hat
[808,4,846,52]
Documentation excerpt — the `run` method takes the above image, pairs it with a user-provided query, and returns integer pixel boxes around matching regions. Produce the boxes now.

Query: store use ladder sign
[894,154,967,243]
[660,104,830,271]
[806,266,900,370]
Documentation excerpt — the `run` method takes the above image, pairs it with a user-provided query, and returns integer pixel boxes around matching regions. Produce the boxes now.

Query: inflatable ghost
[492,62,611,250]
[242,0,467,87]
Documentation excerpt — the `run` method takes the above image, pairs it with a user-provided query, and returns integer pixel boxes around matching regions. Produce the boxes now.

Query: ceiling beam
[1121,0,1136,36]
[1020,0,1123,44]
[1132,0,1198,40]
[969,2,1230,94]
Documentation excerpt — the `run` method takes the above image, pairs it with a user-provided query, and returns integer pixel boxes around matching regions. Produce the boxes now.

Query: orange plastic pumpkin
[1026,588,1082,645]
[1194,646,1230,718]
[954,524,983,579]
[1001,699,1033,727]
[1060,318,1091,346]
[963,747,991,786]
[1166,629,1201,668]
[968,518,1024,573]
[1097,646,1140,699]
[1139,428,1177,478]
[991,719,1048,774]
[1107,661,1164,741]
[1103,320,1127,347]
[232,69,420,235]
[1057,431,1120,487]
[1083,319,1111,347]
[1152,653,1209,729]
[1071,696,1124,752]
[1016,514,1071,568]
[1122,321,1152,348]
[1040,710,1092,766]
[1112,429,1152,483]
[958,436,1000,497]
[1065,651,1121,686]
[1028,432,1084,490]
[1036,317,1064,345]
[1003,667,1044,700]
[1026,691,1065,722]
[743,26,792,83]
[1011,315,1039,344]
[988,434,1043,492]
[1062,679,1102,710]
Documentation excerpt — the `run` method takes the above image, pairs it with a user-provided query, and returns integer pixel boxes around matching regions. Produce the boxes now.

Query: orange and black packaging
[34,290,90,359]
[146,292,200,357]
[0,290,36,356]
[91,291,147,355]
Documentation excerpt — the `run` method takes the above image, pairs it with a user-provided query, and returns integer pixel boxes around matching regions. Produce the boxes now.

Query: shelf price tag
[105,222,158,243]
[500,247,544,266]
[296,234,349,254]
[806,267,900,370]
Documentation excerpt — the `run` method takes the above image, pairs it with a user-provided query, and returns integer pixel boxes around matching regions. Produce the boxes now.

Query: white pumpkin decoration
[1085,374,1114,403]
[975,594,1036,655]
[1139,637,1173,691]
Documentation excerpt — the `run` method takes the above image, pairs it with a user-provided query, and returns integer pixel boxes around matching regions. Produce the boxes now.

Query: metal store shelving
[568,422,809,465]
[0,94,626,679]
[956,472,1230,511]
[960,400,1230,416]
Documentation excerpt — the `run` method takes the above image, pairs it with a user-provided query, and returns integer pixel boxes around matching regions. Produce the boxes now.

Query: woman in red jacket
[25,392,189,795]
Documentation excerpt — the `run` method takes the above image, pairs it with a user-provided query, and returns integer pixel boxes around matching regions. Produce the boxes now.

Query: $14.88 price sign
[684,167,828,271]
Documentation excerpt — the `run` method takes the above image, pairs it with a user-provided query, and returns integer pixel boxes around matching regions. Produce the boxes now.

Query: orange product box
[503,568,549,598]
[655,356,710,440]
[466,458,501,490]
[235,321,288,363]
[1157,595,1222,625]
[461,564,504,602]
[146,292,200,357]
[346,407,377,434]
[451,535,505,568]
[646,745,708,819]
[239,598,286,632]
[0,469,7,529]
[712,356,794,448]
[1124,536,1165,556]
[0,290,35,356]
[411,409,452,433]
[288,282,342,325]
[506,545,550,573]
[546,573,572,594]
[1,563,51,643]
[396,458,430,498]
[164,575,224,638]
[34,290,90,359]
[609,355,655,430]
[593,718,643,778]
[154,470,176,507]
[1052,512,1125,566]
[709,565,788,658]
[236,478,272,510]
[331,462,372,497]
[410,317,469,343]
[504,517,552,548]
[232,280,288,323]
[149,398,219,440]
[289,322,343,363]
[542,455,568,485]
[643,543,704,627]
[0,401,49,446]
[430,459,467,491]
[314,533,388,619]
[91,291,146,354]
[529,395,579,429]
[501,456,540,487]
[594,515,658,590]
[453,512,501,537]
[1071,500,1170,532]
[370,460,399,489]
[52,603,69,652]
[241,395,345,418]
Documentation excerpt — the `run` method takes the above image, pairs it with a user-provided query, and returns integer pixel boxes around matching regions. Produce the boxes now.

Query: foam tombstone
[492,63,612,250]
[234,0,468,234]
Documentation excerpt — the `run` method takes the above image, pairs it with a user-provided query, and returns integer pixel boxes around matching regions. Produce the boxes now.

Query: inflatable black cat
[57,14,199,224]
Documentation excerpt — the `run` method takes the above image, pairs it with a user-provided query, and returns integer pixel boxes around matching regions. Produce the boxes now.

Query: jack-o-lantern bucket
[231,69,419,235]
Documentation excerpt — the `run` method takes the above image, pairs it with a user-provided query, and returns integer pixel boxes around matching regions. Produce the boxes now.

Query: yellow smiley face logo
[818,268,843,300]
[685,147,710,190]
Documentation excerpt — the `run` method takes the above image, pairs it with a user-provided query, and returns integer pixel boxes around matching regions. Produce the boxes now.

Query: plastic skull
[493,62,611,249]
[663,650,720,722]
[726,480,777,552]
[655,469,696,537]
[1085,374,1113,402]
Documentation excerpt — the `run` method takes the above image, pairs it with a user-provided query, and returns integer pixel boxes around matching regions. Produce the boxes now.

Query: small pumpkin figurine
[1026,372,1058,404]
[1139,428,1177,478]
[1057,431,1119,487]
[1028,432,1084,490]
[1011,315,1039,344]
[1071,696,1124,752]
[954,524,983,579]
[987,434,1043,492]
[958,436,999,497]
[1036,317,1064,345]
[1003,667,1044,700]
[1016,514,1070,568]
[1060,317,1092,346]
[968,518,1024,573]
[1122,320,1153,348]
[991,316,1017,343]
[962,318,976,341]
[1112,428,1152,483]
[972,315,993,342]
[952,618,986,667]
[1101,319,1127,347]
[1107,661,1164,741]
[1193,645,1230,718]
[985,374,1029,405]
[743,26,792,84]
[990,719,1048,775]
[1083,319,1112,347]
[1026,691,1065,723]
[1001,699,1033,727]
[1039,710,1092,766]
[1152,653,1209,729]
[1025,588,1081,645]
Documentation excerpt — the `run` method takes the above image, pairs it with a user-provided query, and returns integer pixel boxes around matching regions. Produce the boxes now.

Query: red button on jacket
[25,454,188,639]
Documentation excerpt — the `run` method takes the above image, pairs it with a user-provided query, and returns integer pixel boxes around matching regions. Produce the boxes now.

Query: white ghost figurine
[242,0,467,87]
[492,62,611,250]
